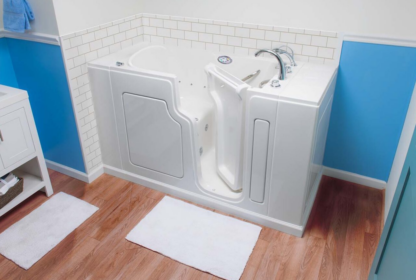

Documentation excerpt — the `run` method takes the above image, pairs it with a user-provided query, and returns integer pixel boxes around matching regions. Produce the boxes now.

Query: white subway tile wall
[60,13,340,173]
[61,14,145,172]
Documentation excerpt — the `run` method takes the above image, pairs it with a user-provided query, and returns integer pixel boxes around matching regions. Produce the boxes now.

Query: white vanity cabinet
[0,85,53,217]
[0,108,35,169]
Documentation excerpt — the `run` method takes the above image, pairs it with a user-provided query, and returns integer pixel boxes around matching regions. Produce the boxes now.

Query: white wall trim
[323,167,387,190]
[344,33,416,48]
[87,165,105,183]
[46,160,104,183]
[46,160,89,182]
[0,29,60,45]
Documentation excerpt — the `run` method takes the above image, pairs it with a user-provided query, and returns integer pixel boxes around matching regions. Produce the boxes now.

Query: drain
[205,124,209,131]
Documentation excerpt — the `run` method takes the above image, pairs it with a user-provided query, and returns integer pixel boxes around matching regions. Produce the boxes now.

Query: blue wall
[324,41,416,181]
[0,38,85,172]
[0,39,18,88]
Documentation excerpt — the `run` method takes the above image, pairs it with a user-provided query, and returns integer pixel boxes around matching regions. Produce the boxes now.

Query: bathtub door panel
[206,65,249,191]
[122,93,184,178]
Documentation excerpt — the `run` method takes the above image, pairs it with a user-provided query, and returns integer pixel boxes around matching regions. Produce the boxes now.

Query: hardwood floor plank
[338,186,368,280]
[296,236,325,280]
[318,195,351,280]
[89,184,135,241]
[254,231,290,280]
[258,227,275,242]
[97,176,132,201]
[148,257,181,280]
[241,238,269,279]
[114,246,150,280]
[245,238,269,271]
[88,240,144,280]
[167,263,193,280]
[307,176,336,239]
[182,267,215,280]
[275,235,309,280]
[49,170,74,191]
[360,233,378,280]
[365,188,383,235]
[120,250,165,279]
[145,188,166,201]
[42,237,101,280]
[69,197,160,280]
[57,178,88,199]
[0,260,22,280]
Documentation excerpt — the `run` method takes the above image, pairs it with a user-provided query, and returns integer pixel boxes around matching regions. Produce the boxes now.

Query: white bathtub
[88,42,338,236]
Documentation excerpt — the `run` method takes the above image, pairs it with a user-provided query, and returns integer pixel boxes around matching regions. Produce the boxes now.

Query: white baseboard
[323,167,386,190]
[87,165,105,183]
[46,160,104,183]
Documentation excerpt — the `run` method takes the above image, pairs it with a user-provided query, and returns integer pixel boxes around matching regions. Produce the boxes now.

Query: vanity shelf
[0,170,43,216]
[0,85,53,217]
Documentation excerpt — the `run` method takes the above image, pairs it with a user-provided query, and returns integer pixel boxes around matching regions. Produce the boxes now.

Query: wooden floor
[0,170,383,280]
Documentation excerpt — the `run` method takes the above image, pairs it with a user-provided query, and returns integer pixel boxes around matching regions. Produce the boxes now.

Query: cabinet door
[0,108,35,168]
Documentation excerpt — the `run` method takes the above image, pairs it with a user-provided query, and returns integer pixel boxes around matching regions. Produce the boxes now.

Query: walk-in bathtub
[88,42,337,236]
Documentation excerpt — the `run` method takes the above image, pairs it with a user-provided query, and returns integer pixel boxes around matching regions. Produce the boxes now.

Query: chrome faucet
[255,49,286,80]
[273,45,297,66]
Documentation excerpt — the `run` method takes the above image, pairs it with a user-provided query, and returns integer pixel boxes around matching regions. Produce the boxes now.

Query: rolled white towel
[0,173,19,196]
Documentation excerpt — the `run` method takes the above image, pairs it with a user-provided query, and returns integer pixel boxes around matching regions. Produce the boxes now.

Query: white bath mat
[0,192,98,269]
[126,196,261,280]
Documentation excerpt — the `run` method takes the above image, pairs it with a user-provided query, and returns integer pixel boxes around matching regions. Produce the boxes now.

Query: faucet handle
[270,80,281,88]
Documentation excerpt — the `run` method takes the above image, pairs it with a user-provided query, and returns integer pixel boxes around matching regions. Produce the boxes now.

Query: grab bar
[241,70,261,82]
[259,79,270,88]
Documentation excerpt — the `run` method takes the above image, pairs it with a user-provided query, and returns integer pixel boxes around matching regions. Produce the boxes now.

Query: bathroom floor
[0,170,383,280]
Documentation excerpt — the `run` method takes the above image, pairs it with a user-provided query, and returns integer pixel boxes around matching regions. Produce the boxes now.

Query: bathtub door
[206,64,249,191]
[122,93,184,178]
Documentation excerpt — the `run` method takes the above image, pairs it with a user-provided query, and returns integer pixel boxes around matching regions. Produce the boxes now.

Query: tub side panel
[304,74,337,209]
[268,101,318,225]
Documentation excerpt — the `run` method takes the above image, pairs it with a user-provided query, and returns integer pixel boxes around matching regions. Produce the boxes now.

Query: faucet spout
[273,46,297,66]
[277,50,297,66]
[255,49,286,80]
